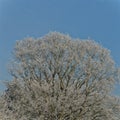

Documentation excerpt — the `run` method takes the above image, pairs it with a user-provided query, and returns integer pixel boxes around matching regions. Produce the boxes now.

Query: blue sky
[0,0,120,94]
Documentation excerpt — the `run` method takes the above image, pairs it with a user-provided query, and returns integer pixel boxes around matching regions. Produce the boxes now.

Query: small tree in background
[0,32,120,120]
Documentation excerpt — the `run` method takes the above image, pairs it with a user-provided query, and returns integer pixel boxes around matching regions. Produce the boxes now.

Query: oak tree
[1,32,120,120]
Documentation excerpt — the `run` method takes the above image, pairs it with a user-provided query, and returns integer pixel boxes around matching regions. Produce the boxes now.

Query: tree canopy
[1,32,120,120]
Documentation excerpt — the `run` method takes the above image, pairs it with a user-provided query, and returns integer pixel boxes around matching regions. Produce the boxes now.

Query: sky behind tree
[0,0,120,94]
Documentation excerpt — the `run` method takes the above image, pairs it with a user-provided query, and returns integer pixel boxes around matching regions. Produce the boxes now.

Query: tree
[1,32,120,120]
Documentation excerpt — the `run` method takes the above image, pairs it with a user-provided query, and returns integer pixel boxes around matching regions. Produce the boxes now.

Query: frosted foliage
[1,32,120,120]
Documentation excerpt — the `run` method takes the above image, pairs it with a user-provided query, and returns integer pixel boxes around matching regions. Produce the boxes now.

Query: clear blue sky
[0,0,120,94]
